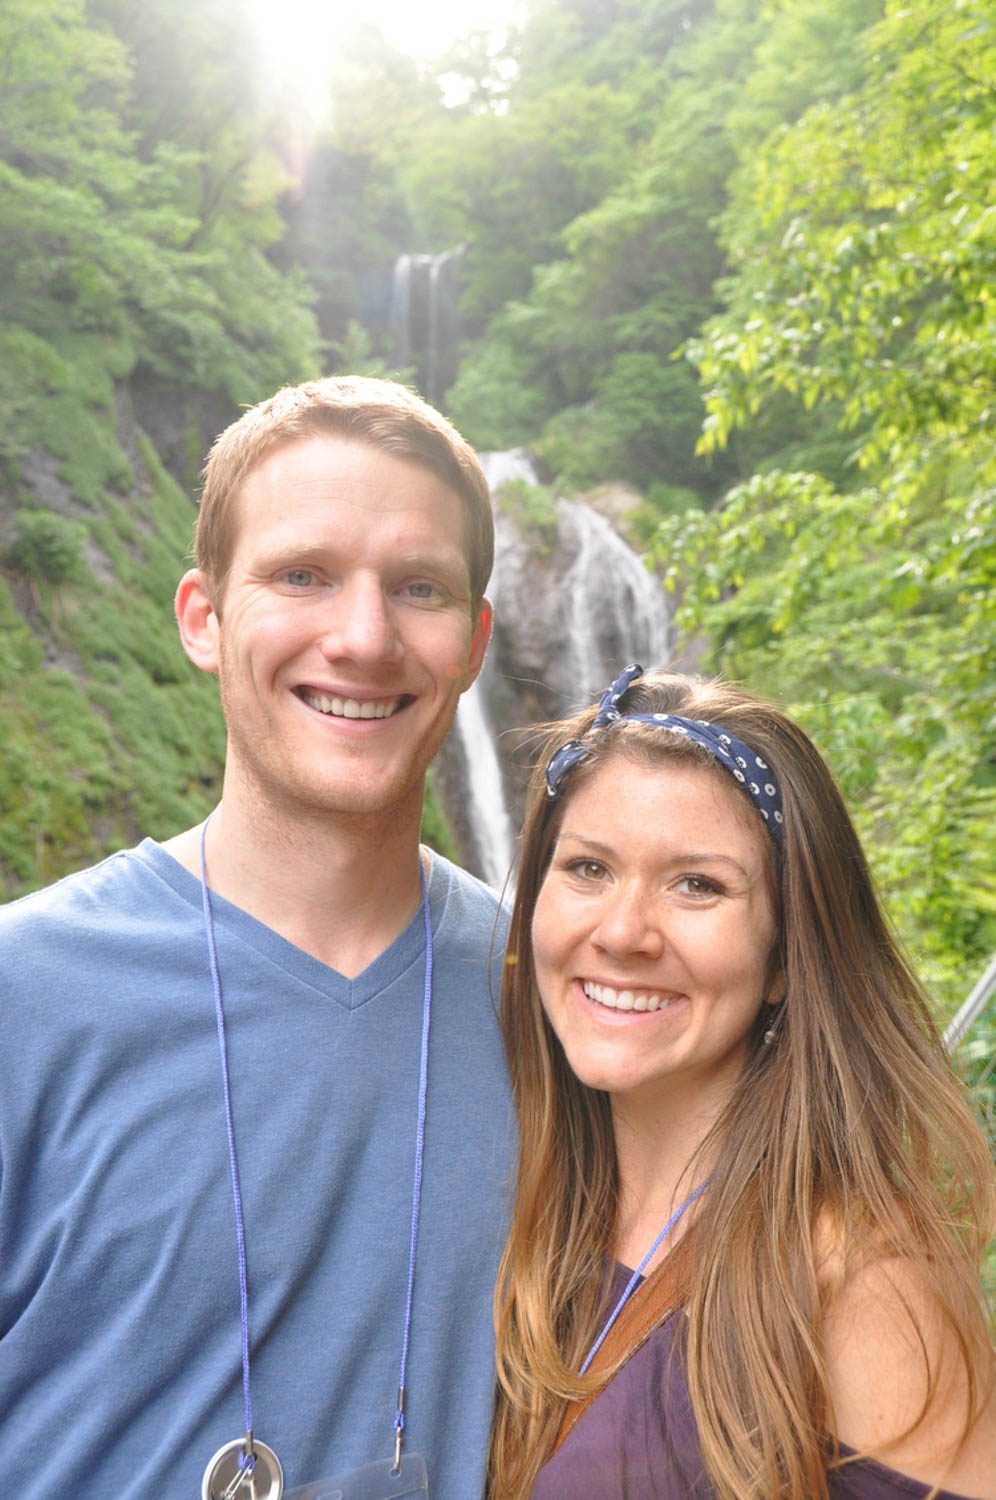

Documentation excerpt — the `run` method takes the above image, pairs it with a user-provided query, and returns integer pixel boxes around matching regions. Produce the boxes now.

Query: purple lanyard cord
[393,856,433,1469]
[200,818,434,1478]
[200,820,255,1469]
[579,1178,709,1376]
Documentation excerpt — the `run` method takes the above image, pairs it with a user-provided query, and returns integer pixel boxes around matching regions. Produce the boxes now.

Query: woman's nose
[590,886,664,959]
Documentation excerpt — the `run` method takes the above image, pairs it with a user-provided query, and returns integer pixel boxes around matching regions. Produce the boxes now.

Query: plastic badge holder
[285,1453,429,1500]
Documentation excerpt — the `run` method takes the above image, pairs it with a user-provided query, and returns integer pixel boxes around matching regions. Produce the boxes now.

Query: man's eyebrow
[257,543,328,563]
[250,542,466,574]
[394,549,469,577]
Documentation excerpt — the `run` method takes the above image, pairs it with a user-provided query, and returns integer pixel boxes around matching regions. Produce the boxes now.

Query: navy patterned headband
[545,664,784,841]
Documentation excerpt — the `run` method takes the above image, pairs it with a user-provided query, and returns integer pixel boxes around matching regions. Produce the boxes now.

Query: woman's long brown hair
[489,671,994,1499]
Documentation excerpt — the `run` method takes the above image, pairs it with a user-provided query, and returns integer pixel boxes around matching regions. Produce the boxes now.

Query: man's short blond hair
[196,376,494,610]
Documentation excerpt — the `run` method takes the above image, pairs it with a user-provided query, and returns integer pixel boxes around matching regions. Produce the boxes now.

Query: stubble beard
[216,655,458,834]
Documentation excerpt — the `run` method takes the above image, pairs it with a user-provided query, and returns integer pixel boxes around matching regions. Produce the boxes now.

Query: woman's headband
[544,664,784,841]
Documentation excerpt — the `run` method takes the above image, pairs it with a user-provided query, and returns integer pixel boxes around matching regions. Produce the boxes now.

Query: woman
[491,665,994,1499]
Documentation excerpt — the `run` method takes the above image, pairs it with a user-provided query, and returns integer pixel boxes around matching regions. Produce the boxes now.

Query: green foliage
[0,0,320,412]
[0,428,228,896]
[407,76,638,324]
[271,23,447,356]
[444,341,543,450]
[1,0,991,1084]
[691,0,995,486]
[0,577,43,687]
[6,510,87,584]
[497,478,560,555]
[535,353,708,490]
[661,0,996,1013]
[0,0,323,894]
[421,773,459,862]
[651,468,995,1007]
[428,0,878,496]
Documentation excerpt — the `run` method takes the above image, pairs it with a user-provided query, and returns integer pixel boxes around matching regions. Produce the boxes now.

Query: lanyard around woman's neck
[579,1179,709,1375]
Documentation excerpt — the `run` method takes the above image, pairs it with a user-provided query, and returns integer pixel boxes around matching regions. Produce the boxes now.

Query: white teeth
[582,981,676,1014]
[303,691,401,720]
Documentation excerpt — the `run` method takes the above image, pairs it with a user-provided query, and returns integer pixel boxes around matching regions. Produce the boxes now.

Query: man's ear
[463,597,493,689]
[175,569,220,674]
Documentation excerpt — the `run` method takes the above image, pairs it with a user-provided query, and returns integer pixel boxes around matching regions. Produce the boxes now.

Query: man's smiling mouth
[297,688,412,720]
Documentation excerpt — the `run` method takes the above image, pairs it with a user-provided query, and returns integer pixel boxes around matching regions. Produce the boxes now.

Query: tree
[443,0,877,494]
[691,0,994,487]
[656,0,996,1009]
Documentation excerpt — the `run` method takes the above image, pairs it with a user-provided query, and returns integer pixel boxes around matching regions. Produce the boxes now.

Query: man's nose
[317,577,403,666]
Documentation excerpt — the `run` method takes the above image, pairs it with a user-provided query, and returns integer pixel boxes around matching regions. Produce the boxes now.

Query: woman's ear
[762,942,786,1010]
[761,988,786,1047]
[175,569,220,674]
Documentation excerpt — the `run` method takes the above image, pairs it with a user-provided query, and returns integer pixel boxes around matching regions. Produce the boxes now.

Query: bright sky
[245,0,519,116]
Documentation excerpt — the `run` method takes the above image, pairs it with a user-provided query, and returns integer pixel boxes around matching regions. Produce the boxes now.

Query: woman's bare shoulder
[822,1249,996,1499]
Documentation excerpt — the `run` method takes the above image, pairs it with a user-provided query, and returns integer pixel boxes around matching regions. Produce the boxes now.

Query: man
[0,377,513,1498]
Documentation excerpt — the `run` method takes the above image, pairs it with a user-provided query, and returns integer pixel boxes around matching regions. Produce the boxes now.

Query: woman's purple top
[532,1266,982,1500]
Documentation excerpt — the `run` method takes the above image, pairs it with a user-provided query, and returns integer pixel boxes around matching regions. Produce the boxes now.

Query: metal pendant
[202,1437,284,1500]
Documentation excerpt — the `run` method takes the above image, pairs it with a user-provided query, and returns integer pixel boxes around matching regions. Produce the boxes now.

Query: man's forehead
[227,435,470,565]
[240,432,455,496]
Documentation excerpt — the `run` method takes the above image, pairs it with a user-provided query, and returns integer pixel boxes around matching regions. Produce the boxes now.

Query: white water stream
[449,452,671,890]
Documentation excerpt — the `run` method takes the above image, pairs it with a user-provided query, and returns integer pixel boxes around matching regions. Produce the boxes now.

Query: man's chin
[274,771,427,826]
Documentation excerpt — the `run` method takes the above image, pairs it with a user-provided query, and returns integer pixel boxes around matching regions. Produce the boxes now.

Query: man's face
[193,435,491,824]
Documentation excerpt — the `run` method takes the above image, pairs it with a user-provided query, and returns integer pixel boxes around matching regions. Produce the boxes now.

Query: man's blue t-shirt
[0,840,512,1498]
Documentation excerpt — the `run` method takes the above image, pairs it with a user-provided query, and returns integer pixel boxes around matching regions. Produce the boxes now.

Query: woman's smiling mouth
[582,981,685,1014]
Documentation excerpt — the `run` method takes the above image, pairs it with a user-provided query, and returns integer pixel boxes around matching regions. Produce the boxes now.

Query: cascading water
[449,678,517,892]
[391,247,465,403]
[444,454,530,890]
[387,261,671,886]
[441,452,672,889]
[554,499,671,713]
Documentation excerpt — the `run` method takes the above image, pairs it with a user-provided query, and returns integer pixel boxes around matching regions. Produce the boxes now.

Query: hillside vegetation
[0,0,992,1060]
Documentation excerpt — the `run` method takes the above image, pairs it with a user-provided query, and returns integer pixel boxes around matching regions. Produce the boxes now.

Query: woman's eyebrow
[555,831,751,880]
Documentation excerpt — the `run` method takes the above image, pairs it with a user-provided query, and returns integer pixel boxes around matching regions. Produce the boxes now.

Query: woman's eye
[676,875,720,897]
[567,858,608,881]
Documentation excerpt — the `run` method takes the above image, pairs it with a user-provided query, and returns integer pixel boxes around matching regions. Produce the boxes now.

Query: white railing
[943,952,996,1053]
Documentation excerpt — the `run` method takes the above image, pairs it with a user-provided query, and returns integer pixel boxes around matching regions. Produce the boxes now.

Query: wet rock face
[485,498,670,731]
[435,452,671,888]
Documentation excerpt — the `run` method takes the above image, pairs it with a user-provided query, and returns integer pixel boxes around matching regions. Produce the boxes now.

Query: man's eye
[284,568,314,587]
[405,581,442,602]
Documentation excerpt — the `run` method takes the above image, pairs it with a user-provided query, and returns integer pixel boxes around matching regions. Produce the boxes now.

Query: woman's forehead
[558,752,770,852]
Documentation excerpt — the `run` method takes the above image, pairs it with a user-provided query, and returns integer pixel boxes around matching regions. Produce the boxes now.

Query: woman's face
[532,753,778,1114]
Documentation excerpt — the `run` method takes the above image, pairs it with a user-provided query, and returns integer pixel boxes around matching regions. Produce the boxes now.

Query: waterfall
[450,680,517,892]
[391,247,465,403]
[446,451,523,891]
[441,451,672,889]
[554,499,671,710]
[391,257,414,369]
